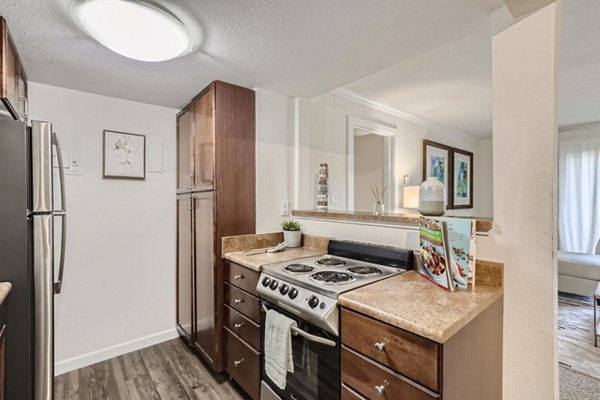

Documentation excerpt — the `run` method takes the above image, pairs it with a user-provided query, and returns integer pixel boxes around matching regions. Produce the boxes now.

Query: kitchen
[0,1,588,400]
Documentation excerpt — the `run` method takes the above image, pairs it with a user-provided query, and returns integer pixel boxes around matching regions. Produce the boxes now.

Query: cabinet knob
[374,342,386,352]
[233,358,245,367]
[374,384,386,395]
[234,274,244,280]
[234,298,244,305]
[234,323,244,329]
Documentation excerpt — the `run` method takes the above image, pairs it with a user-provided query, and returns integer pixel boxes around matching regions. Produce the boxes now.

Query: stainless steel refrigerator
[0,119,67,400]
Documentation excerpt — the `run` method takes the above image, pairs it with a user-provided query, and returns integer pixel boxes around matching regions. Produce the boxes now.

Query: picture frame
[452,148,474,209]
[103,130,146,180]
[423,140,453,208]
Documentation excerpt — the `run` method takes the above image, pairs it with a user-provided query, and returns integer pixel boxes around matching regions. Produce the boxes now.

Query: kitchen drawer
[224,328,260,400]
[341,308,440,392]
[224,304,261,351]
[342,347,438,400]
[342,384,367,400]
[224,261,260,296]
[224,282,261,323]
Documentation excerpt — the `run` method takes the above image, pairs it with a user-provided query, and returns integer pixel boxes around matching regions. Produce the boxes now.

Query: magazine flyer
[444,218,477,289]
[419,216,454,291]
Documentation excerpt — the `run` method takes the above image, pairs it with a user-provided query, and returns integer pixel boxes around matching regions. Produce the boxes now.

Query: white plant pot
[283,230,302,248]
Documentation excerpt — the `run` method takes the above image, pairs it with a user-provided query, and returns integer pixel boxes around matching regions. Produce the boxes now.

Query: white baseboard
[55,328,179,376]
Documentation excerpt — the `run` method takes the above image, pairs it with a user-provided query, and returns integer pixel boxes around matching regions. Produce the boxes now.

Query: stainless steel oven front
[260,301,340,400]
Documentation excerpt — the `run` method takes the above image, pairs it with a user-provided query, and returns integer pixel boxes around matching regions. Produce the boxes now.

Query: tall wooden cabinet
[176,81,256,373]
[0,17,27,122]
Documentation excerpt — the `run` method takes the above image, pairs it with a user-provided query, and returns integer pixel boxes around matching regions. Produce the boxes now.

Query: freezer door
[31,121,54,213]
[33,214,54,400]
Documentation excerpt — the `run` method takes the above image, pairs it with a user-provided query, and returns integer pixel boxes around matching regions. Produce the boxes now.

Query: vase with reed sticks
[370,185,387,215]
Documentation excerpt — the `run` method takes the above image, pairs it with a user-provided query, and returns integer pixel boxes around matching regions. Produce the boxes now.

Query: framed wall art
[423,140,452,208]
[452,148,473,209]
[103,130,146,180]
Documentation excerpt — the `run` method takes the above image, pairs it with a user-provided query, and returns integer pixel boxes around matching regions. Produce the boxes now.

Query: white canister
[283,230,302,248]
[418,177,446,216]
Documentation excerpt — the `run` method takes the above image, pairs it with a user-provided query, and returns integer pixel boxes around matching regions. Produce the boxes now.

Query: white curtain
[559,125,600,253]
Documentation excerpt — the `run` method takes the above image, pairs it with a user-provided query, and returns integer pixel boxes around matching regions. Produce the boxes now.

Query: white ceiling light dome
[72,0,194,62]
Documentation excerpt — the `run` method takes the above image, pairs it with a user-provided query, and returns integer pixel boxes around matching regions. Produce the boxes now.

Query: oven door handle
[291,325,337,347]
[262,304,337,347]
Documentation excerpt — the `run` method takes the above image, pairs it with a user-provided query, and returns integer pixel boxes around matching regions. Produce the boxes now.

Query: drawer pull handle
[374,342,386,352]
[234,358,245,367]
[234,298,244,305]
[234,323,244,329]
[234,274,244,280]
[374,384,386,395]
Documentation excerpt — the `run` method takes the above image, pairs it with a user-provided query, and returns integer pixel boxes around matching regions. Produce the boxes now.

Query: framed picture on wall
[103,130,146,180]
[452,148,473,209]
[423,140,452,208]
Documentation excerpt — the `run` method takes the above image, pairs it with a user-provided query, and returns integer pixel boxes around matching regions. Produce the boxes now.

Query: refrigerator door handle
[52,132,67,294]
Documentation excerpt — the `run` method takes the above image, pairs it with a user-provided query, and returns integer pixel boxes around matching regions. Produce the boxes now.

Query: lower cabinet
[223,261,262,399]
[340,300,503,400]
[223,328,261,400]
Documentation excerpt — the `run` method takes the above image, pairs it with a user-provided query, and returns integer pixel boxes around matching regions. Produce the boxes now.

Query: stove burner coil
[347,266,383,276]
[309,271,356,284]
[315,257,345,266]
[284,264,315,274]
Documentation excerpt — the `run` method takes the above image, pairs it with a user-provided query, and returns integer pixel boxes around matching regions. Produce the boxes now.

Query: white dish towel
[264,309,297,390]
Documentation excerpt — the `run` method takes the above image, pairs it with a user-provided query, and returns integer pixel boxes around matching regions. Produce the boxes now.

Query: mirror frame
[346,116,398,212]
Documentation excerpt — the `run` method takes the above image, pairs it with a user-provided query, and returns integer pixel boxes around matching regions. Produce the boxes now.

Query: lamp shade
[403,186,420,209]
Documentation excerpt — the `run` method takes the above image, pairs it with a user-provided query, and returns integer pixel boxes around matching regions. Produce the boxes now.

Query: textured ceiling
[344,0,600,137]
[0,0,503,109]
[346,19,493,138]
[559,0,600,128]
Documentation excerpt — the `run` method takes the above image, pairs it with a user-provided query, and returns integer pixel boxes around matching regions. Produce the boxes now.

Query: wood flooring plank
[139,343,192,400]
[54,338,247,400]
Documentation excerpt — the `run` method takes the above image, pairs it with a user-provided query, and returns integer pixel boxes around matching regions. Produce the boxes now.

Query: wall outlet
[281,201,290,216]
[331,191,340,204]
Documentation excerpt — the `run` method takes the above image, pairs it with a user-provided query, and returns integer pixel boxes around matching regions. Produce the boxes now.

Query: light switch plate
[281,201,290,216]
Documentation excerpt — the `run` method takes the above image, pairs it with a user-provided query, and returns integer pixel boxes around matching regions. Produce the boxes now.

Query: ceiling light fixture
[72,0,193,62]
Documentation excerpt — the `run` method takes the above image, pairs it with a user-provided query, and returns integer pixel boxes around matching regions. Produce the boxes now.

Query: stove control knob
[279,284,289,295]
[288,288,298,299]
[320,302,326,310]
[269,280,279,290]
[261,277,271,287]
[308,295,319,308]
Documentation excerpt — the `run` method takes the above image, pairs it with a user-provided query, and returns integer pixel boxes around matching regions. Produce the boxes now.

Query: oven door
[261,301,340,400]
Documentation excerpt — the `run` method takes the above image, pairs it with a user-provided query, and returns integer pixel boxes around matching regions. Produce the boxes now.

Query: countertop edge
[0,282,13,306]
[338,285,504,343]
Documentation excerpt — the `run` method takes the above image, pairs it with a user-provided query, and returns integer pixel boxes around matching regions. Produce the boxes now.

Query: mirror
[295,20,495,219]
[348,117,396,212]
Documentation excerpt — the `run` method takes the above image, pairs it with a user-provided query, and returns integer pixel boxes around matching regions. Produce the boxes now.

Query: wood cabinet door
[192,191,216,365]
[16,64,26,120]
[1,18,18,116]
[176,108,194,192]
[176,195,193,341]
[192,87,215,191]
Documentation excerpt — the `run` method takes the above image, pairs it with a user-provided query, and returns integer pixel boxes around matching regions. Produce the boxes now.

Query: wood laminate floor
[55,338,248,400]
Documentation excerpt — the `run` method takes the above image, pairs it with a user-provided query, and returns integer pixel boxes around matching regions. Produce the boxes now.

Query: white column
[488,2,560,399]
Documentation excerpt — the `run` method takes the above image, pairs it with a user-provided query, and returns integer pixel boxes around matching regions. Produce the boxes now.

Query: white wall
[475,138,494,218]
[487,4,560,399]
[28,83,178,375]
[255,88,296,232]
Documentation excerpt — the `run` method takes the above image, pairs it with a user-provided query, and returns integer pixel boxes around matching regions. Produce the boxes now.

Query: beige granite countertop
[223,232,330,271]
[225,247,327,272]
[339,261,503,343]
[292,209,494,233]
[0,282,12,305]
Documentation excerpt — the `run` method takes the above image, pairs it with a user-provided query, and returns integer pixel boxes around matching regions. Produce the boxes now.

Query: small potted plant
[281,219,302,248]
